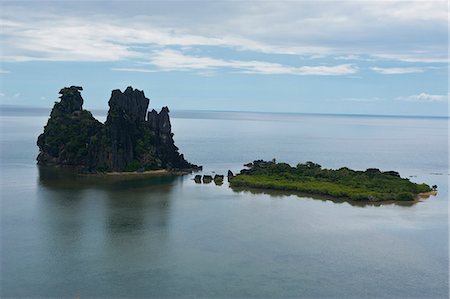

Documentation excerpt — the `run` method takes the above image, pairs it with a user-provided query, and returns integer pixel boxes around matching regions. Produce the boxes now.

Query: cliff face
[37,86,200,172]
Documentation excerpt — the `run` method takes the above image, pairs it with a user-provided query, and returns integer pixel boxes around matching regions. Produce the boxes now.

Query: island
[37,86,201,173]
[229,160,436,202]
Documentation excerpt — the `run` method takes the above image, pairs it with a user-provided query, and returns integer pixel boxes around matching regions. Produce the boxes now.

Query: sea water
[1,109,448,298]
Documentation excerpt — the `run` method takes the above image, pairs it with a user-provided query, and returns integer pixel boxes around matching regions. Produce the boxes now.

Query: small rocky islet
[37,86,201,173]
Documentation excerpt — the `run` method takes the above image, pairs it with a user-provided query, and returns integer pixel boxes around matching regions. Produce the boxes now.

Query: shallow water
[1,109,448,298]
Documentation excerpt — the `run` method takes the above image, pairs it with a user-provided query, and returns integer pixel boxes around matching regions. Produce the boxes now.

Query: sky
[0,0,448,116]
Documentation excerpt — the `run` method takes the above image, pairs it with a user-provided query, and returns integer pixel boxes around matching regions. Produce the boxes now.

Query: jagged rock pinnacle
[37,86,201,172]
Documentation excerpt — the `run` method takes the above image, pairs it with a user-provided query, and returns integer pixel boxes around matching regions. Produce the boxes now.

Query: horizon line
[0,104,448,120]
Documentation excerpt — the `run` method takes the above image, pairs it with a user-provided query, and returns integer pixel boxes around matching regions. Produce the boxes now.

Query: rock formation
[37,86,201,172]
[213,174,224,185]
[194,175,202,183]
[202,175,213,183]
[214,174,224,181]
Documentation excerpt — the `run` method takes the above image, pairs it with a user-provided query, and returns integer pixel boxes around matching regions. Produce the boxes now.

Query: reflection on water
[229,186,430,207]
[38,166,181,191]
[37,165,180,241]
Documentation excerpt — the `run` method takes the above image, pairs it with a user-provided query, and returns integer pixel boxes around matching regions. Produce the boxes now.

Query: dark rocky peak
[38,85,201,173]
[108,86,149,122]
[147,109,158,128]
[56,86,84,114]
[147,106,172,134]
[158,106,171,134]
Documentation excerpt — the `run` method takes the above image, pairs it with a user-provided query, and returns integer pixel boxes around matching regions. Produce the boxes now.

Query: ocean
[1,108,448,298]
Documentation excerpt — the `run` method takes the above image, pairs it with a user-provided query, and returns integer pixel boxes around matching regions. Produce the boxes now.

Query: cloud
[144,49,358,75]
[334,55,361,61]
[370,67,424,75]
[0,1,446,64]
[1,18,140,61]
[0,69,11,74]
[396,93,447,102]
[371,54,447,63]
[0,13,331,62]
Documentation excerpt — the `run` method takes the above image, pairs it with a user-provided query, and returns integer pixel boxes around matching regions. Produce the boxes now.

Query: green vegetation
[229,160,432,202]
[134,127,161,169]
[38,107,102,165]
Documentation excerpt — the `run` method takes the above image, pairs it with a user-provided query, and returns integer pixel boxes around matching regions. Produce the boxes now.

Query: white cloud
[396,93,447,102]
[1,19,140,61]
[0,1,446,64]
[334,55,361,61]
[370,67,425,75]
[0,69,11,74]
[0,14,331,62]
[144,49,358,75]
[366,1,447,22]
[371,53,447,63]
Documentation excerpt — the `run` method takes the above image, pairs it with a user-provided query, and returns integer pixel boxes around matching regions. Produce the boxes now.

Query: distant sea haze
[1,105,448,120]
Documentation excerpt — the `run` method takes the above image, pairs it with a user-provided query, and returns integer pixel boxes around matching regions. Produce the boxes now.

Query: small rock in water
[202,175,213,183]
[194,175,202,183]
[214,175,224,186]
[214,174,224,180]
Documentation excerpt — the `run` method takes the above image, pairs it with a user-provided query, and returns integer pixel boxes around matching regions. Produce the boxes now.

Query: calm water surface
[1,109,448,298]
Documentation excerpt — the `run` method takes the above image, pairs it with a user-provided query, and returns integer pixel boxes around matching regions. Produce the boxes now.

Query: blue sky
[0,0,448,116]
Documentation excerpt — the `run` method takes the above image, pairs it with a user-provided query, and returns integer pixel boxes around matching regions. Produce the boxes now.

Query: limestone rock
[202,175,213,183]
[37,86,200,173]
[56,86,84,114]
[194,175,202,183]
[214,174,224,185]
[214,174,224,181]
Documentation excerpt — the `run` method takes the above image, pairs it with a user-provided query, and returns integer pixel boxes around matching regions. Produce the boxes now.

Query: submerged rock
[37,86,201,172]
